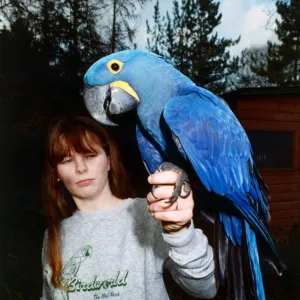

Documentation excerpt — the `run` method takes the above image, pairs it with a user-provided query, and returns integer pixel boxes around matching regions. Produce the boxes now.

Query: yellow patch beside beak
[110,81,140,103]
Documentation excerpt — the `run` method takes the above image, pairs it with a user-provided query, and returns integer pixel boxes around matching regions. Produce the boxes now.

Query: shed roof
[221,87,300,100]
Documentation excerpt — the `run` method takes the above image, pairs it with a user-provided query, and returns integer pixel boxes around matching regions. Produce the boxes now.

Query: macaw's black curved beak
[84,84,139,126]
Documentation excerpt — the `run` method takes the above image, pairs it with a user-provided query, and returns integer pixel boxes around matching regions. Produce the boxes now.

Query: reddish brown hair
[42,115,134,289]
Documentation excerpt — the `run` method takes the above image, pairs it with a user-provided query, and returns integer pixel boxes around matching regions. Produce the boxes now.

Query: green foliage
[231,46,275,88]
[146,0,240,93]
[102,0,150,52]
[0,0,107,90]
[146,0,164,55]
[0,18,44,81]
[268,0,300,86]
[243,0,300,87]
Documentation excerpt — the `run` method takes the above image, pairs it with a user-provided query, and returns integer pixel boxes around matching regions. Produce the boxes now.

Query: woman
[41,115,217,300]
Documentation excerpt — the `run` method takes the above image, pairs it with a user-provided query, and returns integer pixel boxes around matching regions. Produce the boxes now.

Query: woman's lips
[76,179,94,187]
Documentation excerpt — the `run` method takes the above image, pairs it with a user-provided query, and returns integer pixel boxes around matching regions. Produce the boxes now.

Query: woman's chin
[74,188,97,201]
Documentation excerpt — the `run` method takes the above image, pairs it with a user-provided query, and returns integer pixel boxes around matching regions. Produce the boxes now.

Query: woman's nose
[75,157,88,174]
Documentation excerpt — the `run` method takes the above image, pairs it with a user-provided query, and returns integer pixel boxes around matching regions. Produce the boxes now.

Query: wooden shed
[222,87,300,234]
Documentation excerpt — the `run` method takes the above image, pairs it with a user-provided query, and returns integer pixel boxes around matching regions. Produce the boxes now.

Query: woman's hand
[147,170,194,234]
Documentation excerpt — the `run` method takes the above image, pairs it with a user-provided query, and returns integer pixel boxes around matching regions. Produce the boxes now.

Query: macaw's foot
[151,162,191,203]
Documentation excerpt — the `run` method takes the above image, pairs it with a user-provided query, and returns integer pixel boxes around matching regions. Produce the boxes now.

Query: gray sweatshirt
[41,198,216,300]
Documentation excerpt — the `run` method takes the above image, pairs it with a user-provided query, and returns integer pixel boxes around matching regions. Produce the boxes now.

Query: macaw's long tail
[215,212,282,300]
[244,221,265,300]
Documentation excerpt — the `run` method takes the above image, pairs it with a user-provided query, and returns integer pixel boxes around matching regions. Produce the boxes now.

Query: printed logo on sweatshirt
[53,245,129,300]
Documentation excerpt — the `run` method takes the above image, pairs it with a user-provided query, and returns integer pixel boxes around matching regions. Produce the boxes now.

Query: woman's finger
[147,184,194,203]
[147,185,175,203]
[148,196,193,212]
[148,171,179,185]
[148,200,178,212]
[151,209,193,223]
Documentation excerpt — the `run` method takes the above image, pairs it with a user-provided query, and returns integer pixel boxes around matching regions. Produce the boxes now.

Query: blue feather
[220,213,236,246]
[245,221,265,300]
[231,215,242,246]
[136,124,164,174]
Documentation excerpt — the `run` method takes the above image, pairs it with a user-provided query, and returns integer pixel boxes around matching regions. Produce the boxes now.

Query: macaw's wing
[136,123,164,174]
[163,88,282,300]
[163,88,270,222]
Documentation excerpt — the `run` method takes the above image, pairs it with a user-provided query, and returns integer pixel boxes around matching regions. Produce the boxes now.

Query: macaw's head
[83,50,191,126]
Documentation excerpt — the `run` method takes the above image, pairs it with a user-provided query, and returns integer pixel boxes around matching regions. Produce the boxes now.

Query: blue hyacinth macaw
[83,50,283,300]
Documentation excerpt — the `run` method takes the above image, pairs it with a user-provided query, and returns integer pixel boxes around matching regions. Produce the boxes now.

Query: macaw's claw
[151,185,159,199]
[157,162,191,203]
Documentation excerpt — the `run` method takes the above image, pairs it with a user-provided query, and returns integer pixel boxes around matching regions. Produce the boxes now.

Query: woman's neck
[73,185,122,211]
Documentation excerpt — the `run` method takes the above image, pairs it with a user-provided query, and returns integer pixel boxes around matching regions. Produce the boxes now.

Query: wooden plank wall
[237,95,300,232]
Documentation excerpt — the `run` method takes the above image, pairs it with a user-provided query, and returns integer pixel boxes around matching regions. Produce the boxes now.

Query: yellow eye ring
[107,59,123,74]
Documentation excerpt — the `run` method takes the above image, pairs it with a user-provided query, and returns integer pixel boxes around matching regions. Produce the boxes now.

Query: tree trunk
[111,0,117,53]
[72,0,79,55]
[42,0,50,65]
[293,36,299,83]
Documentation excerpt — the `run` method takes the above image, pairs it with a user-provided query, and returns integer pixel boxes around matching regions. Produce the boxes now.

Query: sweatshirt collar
[71,198,135,222]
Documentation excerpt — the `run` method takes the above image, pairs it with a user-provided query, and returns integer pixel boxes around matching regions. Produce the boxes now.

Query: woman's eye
[62,158,72,164]
[85,154,97,159]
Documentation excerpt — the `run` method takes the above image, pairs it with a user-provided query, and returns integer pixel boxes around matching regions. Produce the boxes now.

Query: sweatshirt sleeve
[162,221,217,299]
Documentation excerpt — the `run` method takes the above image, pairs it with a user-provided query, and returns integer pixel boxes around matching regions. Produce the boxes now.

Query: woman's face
[56,143,110,201]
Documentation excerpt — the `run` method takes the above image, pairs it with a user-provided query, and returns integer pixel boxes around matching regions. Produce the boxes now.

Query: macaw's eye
[107,59,123,74]
[111,63,119,71]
